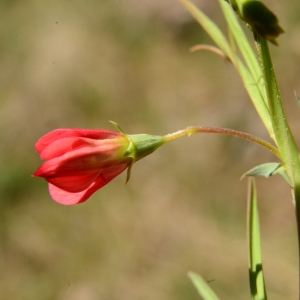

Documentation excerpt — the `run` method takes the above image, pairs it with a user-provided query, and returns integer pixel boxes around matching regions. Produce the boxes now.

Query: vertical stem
[256,35,300,299]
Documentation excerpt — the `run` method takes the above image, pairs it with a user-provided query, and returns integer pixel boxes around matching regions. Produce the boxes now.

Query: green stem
[164,126,280,159]
[255,36,300,182]
[255,35,300,299]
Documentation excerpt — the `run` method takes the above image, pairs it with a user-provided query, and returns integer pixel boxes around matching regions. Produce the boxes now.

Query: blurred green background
[1,0,300,299]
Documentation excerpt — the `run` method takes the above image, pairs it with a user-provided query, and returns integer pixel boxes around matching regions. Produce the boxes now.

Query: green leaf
[256,37,300,188]
[243,162,291,185]
[219,0,274,137]
[188,272,220,300]
[247,179,268,300]
[233,58,273,140]
[271,165,292,186]
[218,0,266,102]
[179,0,233,59]
[179,0,274,138]
[244,162,281,177]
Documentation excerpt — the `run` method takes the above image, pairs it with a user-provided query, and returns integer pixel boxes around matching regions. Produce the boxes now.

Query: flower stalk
[164,126,280,159]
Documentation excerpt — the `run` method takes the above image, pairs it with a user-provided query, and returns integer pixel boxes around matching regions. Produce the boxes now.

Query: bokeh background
[1,0,300,299]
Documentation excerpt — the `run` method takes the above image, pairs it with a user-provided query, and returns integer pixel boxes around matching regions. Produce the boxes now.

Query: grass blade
[179,0,273,138]
[178,0,233,59]
[218,0,267,106]
[256,37,300,183]
[247,179,268,300]
[188,272,220,300]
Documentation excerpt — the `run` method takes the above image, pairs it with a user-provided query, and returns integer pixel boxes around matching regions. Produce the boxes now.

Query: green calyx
[110,121,165,183]
[127,134,165,161]
[125,134,165,183]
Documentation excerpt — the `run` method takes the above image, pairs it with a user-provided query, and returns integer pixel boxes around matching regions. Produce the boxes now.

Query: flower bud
[228,0,284,44]
[33,124,165,205]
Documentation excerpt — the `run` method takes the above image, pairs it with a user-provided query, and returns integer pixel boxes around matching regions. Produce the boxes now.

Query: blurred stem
[164,126,280,159]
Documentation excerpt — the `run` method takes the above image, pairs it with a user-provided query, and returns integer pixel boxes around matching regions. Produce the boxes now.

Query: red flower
[33,125,165,205]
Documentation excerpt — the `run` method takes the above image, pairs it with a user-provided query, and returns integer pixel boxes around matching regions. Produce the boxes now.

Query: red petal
[33,141,129,178]
[48,163,129,205]
[46,171,100,193]
[40,137,97,160]
[35,129,122,153]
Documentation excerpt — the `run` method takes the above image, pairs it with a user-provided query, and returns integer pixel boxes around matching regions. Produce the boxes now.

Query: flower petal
[33,140,130,178]
[40,137,97,160]
[46,171,101,193]
[48,163,130,205]
[35,129,122,153]
[39,136,128,161]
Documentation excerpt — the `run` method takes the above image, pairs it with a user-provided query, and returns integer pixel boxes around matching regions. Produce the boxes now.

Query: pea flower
[33,123,165,205]
[34,122,279,206]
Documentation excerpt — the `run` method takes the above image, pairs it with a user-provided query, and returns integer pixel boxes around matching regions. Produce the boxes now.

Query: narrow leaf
[247,179,268,300]
[219,0,274,138]
[244,162,281,177]
[218,0,266,103]
[233,61,273,139]
[256,37,300,187]
[179,0,273,138]
[188,272,220,300]
[243,162,291,185]
[179,0,233,59]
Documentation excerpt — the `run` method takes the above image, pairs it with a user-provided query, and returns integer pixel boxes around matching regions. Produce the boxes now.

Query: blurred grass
[0,0,300,299]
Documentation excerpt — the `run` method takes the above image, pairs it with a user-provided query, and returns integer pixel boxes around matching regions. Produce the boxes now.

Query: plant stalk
[255,35,300,299]
[164,126,280,159]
